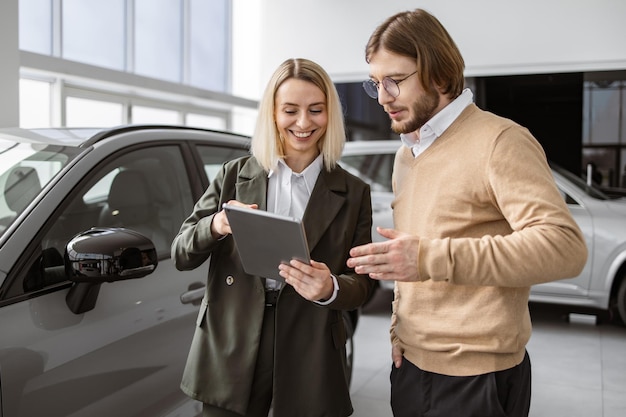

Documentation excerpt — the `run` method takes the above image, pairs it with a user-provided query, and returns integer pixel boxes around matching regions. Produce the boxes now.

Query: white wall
[248,0,626,93]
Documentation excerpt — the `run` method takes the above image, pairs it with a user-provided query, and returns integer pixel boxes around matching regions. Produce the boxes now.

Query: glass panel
[66,97,124,127]
[132,106,179,124]
[62,0,126,70]
[589,86,620,144]
[134,0,182,82]
[189,0,229,91]
[40,146,194,265]
[19,78,52,128]
[197,145,248,183]
[0,140,80,238]
[186,113,226,130]
[231,106,257,136]
[19,0,52,54]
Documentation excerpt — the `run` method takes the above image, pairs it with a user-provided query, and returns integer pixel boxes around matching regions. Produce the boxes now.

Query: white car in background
[340,140,626,324]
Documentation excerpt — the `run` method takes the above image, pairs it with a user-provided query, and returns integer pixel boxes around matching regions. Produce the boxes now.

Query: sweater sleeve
[417,125,588,287]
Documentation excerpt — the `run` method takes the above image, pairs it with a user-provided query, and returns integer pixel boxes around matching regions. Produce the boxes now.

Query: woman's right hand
[210,200,258,238]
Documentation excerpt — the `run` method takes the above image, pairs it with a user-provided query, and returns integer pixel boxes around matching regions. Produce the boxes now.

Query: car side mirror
[64,227,158,314]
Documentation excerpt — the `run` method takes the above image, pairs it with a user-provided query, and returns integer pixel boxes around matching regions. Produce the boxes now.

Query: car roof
[0,125,250,148]
[0,127,101,147]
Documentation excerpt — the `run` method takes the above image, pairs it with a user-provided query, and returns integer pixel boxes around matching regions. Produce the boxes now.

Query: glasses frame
[362,71,418,99]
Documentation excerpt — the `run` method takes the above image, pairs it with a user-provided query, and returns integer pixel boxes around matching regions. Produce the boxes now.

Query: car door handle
[180,283,205,305]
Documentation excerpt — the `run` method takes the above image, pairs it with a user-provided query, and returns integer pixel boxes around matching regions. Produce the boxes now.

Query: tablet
[222,203,310,282]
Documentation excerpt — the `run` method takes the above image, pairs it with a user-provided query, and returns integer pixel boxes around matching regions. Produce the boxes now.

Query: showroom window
[21,83,238,129]
[583,81,622,145]
[134,0,183,82]
[186,113,227,130]
[132,105,180,125]
[16,0,253,132]
[18,0,52,55]
[66,97,124,127]
[582,77,626,188]
[19,0,230,91]
[19,78,52,128]
[62,0,126,71]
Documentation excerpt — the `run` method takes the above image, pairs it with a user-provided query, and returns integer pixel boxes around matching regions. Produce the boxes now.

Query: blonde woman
[172,58,375,417]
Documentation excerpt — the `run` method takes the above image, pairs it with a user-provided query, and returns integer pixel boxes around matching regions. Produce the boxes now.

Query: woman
[171,58,375,417]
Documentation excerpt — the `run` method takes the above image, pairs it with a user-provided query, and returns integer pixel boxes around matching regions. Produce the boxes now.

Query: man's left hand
[347,227,420,282]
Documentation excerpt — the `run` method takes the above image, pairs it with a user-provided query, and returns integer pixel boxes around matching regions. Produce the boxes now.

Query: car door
[0,143,210,417]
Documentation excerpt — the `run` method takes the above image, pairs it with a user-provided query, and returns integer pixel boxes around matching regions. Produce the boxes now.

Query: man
[347,9,587,417]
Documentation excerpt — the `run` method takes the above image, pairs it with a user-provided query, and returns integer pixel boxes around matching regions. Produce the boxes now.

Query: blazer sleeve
[171,157,245,271]
[330,176,377,310]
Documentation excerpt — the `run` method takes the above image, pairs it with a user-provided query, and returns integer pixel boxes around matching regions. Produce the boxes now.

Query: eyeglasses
[362,71,418,99]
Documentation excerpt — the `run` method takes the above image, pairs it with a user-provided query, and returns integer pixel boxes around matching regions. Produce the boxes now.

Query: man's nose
[377,86,394,106]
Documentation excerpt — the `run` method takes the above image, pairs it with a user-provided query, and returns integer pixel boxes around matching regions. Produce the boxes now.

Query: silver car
[340,140,626,324]
[0,126,358,417]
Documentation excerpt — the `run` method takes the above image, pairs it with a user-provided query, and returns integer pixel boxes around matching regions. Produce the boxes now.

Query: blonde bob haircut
[251,58,346,172]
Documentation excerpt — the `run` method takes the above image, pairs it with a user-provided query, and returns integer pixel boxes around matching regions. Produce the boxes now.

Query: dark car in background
[0,125,358,417]
[340,140,626,324]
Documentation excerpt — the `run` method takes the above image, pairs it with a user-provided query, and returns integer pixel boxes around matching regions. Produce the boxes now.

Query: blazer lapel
[303,168,346,251]
[235,158,268,210]
[234,160,347,252]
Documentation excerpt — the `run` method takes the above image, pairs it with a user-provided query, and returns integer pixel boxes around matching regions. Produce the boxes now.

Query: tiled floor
[350,289,626,417]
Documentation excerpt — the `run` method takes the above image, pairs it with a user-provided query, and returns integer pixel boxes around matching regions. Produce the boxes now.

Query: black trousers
[390,351,531,417]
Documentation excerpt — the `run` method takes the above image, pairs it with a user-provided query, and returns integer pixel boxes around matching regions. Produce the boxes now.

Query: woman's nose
[296,112,311,128]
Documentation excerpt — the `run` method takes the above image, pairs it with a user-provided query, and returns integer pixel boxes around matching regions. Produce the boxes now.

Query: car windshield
[0,139,82,237]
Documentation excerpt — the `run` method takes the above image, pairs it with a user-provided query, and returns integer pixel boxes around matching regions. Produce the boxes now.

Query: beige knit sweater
[390,103,587,376]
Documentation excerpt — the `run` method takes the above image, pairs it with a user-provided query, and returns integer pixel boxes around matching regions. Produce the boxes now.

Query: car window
[559,188,579,205]
[197,145,248,183]
[0,142,80,238]
[52,145,193,257]
[551,162,611,200]
[2,145,194,300]
[83,169,118,203]
[340,153,394,192]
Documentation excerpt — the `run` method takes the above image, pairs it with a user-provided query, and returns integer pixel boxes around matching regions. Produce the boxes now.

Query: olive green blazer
[171,156,374,416]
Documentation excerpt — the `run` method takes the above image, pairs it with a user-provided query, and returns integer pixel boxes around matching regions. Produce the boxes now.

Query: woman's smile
[292,130,314,139]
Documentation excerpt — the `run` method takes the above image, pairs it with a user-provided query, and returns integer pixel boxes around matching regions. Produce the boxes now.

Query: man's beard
[390,88,440,134]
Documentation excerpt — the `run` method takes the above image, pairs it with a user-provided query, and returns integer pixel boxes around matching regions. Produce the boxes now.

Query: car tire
[616,276,626,325]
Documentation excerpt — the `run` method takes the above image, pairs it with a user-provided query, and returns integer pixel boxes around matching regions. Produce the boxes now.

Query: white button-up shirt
[401,88,474,157]
[265,155,338,303]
